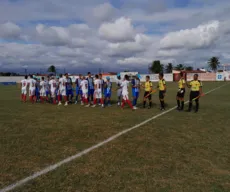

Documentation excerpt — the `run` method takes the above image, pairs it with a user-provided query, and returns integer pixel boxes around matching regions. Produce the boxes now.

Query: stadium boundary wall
[1,72,230,85]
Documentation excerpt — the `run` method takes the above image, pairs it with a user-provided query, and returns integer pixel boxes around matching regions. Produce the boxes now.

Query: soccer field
[1,82,230,192]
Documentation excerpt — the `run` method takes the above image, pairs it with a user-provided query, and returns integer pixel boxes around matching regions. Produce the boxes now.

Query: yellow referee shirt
[178,78,185,89]
[145,81,152,92]
[158,79,166,91]
[190,80,202,91]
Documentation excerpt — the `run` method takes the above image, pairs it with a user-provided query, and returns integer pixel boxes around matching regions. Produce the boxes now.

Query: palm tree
[174,64,185,71]
[48,65,56,74]
[185,66,193,71]
[149,60,164,73]
[165,63,173,73]
[208,57,220,72]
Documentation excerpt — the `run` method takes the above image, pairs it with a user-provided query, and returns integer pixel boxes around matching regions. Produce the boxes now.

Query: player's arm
[163,80,166,91]
[150,82,153,92]
[115,82,123,91]
[199,81,203,95]
[186,80,191,88]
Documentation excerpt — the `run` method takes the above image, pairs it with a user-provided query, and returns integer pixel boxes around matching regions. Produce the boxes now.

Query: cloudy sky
[0,0,230,73]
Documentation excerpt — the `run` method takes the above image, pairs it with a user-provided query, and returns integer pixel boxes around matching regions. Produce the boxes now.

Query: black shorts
[177,88,185,98]
[144,91,152,100]
[159,90,165,99]
[189,91,199,101]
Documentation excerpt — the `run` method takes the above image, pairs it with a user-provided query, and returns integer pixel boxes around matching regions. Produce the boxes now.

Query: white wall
[0,76,24,83]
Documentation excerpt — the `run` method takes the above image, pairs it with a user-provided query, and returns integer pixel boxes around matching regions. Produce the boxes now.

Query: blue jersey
[132,79,140,92]
[101,79,105,92]
[87,77,94,90]
[104,81,112,94]
[66,78,73,90]
[75,78,82,89]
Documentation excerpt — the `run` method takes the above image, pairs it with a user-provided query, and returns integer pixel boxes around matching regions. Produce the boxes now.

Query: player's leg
[23,89,27,102]
[99,91,104,107]
[194,91,200,112]
[123,94,133,109]
[40,90,44,103]
[143,92,148,108]
[176,91,181,110]
[132,89,136,107]
[187,91,194,112]
[62,89,68,106]
[58,89,62,105]
[90,89,94,104]
[107,93,111,106]
[84,92,90,107]
[180,89,185,110]
[21,89,24,102]
[75,88,79,104]
[117,90,121,105]
[148,94,152,109]
[159,91,165,110]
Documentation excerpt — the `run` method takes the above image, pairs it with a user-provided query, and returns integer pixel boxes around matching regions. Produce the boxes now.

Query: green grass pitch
[0,82,230,192]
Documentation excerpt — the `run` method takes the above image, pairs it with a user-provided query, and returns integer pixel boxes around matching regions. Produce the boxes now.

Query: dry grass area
[0,82,229,192]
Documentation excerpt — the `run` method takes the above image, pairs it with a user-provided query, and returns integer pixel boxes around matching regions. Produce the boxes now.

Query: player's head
[146,75,150,81]
[59,74,63,78]
[124,74,129,80]
[42,77,44,81]
[25,75,28,79]
[180,72,183,77]
[99,74,102,79]
[30,75,33,79]
[159,72,164,79]
[88,72,91,77]
[65,73,68,78]
[82,76,86,80]
[95,74,99,79]
[117,73,121,80]
[106,76,110,81]
[136,74,141,79]
[194,74,198,80]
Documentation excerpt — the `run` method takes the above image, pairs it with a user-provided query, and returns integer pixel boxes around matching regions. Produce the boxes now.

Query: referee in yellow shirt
[143,75,153,109]
[176,72,186,111]
[158,72,166,110]
[187,74,203,113]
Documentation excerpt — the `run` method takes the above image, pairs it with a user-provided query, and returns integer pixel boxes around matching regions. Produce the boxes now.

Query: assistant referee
[187,74,203,113]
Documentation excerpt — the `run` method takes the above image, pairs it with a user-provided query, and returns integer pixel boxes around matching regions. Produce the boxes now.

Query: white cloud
[99,17,136,42]
[104,33,154,57]
[36,24,89,47]
[160,20,220,49]
[117,57,151,65]
[0,22,21,39]
[92,3,116,22]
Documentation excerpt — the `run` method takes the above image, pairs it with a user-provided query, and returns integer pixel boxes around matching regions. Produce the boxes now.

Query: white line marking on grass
[0,83,228,192]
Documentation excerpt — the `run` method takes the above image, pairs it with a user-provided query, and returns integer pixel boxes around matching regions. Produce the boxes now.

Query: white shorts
[51,89,56,98]
[59,88,66,96]
[82,91,88,99]
[122,93,129,100]
[21,88,27,95]
[94,90,102,99]
[40,89,46,97]
[29,88,35,96]
[117,89,122,97]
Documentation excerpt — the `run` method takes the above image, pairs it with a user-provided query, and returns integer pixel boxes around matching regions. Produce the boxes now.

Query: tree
[149,60,164,73]
[165,63,173,73]
[174,64,185,71]
[48,65,56,74]
[208,57,220,72]
[185,66,193,71]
